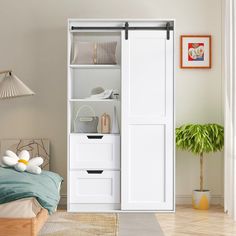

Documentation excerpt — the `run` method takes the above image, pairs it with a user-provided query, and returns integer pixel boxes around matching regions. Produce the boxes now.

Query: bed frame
[0,208,48,236]
[0,139,50,236]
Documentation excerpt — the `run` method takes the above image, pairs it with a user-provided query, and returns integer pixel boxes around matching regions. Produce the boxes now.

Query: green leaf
[175,123,224,156]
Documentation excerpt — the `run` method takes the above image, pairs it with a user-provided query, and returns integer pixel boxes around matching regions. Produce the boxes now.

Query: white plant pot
[192,190,210,210]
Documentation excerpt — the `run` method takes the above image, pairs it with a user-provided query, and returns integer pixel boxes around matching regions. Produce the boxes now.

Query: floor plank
[156,205,236,236]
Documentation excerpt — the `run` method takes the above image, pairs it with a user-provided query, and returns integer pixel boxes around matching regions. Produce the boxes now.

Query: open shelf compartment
[69,101,121,134]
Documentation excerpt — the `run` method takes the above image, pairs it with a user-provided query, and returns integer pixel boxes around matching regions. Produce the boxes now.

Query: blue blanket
[0,167,63,214]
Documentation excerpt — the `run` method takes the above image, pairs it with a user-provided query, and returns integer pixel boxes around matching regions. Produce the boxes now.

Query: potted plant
[176,124,224,210]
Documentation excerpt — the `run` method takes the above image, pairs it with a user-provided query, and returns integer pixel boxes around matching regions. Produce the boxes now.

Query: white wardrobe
[67,19,175,212]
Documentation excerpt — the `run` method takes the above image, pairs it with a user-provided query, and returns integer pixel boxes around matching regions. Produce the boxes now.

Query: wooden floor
[156,205,236,236]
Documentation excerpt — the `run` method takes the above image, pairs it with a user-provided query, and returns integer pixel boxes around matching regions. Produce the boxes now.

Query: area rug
[119,213,164,236]
[39,212,164,236]
[39,212,118,236]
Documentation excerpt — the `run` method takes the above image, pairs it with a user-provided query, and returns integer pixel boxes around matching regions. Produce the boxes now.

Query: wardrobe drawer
[70,134,120,169]
[70,170,120,204]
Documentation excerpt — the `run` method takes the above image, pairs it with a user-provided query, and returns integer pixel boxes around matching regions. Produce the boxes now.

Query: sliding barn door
[121,30,174,210]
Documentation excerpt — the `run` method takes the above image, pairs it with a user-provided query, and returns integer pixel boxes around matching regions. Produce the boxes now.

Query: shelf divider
[70,64,121,69]
[69,99,120,102]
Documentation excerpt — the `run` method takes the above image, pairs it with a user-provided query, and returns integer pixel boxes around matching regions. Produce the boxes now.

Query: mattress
[0,167,63,214]
[0,197,42,218]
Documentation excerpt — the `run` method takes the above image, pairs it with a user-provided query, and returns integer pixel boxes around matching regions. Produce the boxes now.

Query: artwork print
[180,35,211,69]
[188,43,204,61]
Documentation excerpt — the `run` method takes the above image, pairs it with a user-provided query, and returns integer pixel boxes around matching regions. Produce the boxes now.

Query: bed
[0,139,62,236]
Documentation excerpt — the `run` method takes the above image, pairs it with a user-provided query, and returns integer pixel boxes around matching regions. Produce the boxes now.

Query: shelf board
[69,64,120,69]
[70,133,120,136]
[69,99,120,102]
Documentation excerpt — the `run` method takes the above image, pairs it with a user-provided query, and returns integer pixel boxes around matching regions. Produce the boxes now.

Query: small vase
[111,106,119,134]
[101,113,110,134]
[192,190,210,210]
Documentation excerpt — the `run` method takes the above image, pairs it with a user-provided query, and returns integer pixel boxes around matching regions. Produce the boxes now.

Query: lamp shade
[0,73,35,99]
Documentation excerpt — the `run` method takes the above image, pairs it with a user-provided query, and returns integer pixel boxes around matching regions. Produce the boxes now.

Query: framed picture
[180,35,211,69]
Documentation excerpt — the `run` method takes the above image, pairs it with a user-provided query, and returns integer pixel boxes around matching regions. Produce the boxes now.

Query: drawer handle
[87,135,103,139]
[87,170,104,174]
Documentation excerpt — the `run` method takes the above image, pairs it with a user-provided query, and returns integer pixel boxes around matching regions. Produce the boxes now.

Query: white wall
[0,0,223,204]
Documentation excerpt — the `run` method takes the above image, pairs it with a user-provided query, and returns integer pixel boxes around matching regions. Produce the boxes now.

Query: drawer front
[70,170,120,203]
[70,134,120,169]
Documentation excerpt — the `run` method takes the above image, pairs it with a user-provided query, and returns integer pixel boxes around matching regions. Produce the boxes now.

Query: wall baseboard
[59,194,224,207]
[176,194,224,206]
[59,194,67,206]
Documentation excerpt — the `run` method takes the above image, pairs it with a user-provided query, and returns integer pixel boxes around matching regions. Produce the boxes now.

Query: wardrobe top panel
[68,19,175,28]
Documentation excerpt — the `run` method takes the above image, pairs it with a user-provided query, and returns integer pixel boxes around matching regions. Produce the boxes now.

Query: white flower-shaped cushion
[2,150,43,174]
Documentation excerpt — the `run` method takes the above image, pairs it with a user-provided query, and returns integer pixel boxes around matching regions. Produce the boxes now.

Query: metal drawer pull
[87,135,103,139]
[86,170,104,174]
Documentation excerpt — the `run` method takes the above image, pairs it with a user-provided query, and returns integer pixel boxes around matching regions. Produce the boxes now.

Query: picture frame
[180,35,211,69]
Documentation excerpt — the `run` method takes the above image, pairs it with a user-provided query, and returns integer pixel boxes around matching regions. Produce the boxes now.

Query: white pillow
[2,150,43,175]
[72,41,117,65]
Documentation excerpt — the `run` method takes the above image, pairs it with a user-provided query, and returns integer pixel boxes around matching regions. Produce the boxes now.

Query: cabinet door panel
[129,33,166,118]
[121,30,174,210]
[129,125,165,203]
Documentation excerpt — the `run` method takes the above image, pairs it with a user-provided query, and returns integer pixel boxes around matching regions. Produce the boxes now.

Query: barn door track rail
[71,22,173,40]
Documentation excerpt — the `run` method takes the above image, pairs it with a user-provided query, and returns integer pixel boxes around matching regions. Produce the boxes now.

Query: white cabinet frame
[67,19,175,212]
